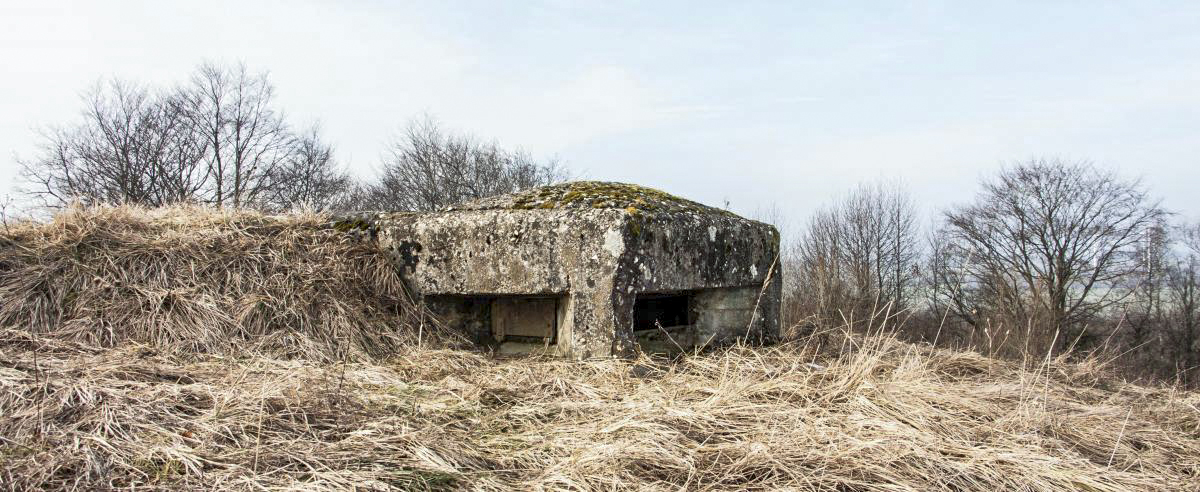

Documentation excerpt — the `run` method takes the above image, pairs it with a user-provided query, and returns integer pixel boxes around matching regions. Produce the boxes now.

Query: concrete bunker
[348,181,781,359]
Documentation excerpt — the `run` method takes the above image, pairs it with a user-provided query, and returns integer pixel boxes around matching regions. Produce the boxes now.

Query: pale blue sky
[2,1,1198,231]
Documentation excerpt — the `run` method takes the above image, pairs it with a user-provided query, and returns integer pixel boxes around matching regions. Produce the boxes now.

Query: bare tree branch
[352,116,567,211]
[936,158,1166,354]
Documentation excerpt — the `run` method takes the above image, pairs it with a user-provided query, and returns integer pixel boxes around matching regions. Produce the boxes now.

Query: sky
[2,1,1199,232]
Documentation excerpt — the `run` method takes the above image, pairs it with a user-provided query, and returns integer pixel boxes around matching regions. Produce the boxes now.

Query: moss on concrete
[452,181,737,218]
[332,217,374,233]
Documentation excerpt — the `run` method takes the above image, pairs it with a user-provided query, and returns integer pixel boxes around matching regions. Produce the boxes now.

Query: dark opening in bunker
[633,293,694,332]
[490,296,559,344]
[424,295,564,350]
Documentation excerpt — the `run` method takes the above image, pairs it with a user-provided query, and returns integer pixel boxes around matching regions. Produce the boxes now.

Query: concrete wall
[693,286,776,344]
[620,213,779,292]
[371,209,626,296]
[369,209,628,358]
[355,204,781,359]
[612,212,782,352]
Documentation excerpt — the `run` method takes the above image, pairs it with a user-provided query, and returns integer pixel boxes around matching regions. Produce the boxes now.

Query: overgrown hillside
[0,206,460,362]
[1,207,1198,490]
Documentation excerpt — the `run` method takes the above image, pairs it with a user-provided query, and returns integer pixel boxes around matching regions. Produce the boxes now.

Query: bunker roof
[447,181,738,218]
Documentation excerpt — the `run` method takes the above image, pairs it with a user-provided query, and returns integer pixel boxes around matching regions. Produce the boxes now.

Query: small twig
[29,330,46,438]
[0,435,36,455]
[655,320,687,354]
[745,253,779,339]
[1108,407,1133,467]
[0,194,15,235]
[333,336,349,432]
[253,390,266,472]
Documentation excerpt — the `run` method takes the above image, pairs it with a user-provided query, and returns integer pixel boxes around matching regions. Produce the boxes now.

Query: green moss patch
[454,181,737,218]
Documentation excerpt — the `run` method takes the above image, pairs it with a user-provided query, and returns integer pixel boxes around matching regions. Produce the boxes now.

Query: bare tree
[792,204,851,326]
[18,62,358,211]
[791,181,920,328]
[356,117,567,211]
[1169,222,1200,386]
[1166,253,1200,387]
[1123,220,1171,351]
[1182,221,1200,257]
[260,125,350,211]
[19,80,208,207]
[181,62,293,208]
[937,159,1165,354]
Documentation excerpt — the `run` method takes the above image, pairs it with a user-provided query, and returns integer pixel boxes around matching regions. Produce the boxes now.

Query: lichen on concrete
[450,181,740,218]
[341,181,780,359]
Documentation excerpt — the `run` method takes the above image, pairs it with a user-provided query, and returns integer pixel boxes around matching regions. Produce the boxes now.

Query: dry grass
[2,206,1199,490]
[0,205,459,362]
[3,329,1198,490]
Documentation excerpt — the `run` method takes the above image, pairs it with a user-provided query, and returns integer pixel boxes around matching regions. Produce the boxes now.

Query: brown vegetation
[3,327,1199,490]
[0,205,460,362]
[782,160,1200,388]
[2,206,1199,490]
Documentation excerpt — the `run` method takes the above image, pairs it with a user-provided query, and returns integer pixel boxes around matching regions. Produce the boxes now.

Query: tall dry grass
[3,326,1198,490]
[1,205,1199,490]
[0,205,459,362]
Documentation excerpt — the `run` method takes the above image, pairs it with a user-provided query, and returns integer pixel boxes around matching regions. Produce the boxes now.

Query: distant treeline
[777,160,1199,388]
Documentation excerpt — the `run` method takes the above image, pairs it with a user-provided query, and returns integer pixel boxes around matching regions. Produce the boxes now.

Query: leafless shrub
[351,116,567,211]
[789,180,920,330]
[1165,252,1200,386]
[262,125,352,212]
[18,63,349,212]
[19,80,208,207]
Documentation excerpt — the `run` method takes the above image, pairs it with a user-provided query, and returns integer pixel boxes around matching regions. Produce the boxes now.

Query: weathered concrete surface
[342,181,780,359]
[616,211,781,353]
